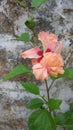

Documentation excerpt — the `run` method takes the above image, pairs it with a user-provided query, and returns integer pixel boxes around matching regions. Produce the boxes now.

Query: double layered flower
[21,31,64,80]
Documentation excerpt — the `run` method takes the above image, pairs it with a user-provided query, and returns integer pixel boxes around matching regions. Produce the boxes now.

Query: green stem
[40,95,47,103]
[45,80,49,100]
[49,80,55,91]
[45,80,53,113]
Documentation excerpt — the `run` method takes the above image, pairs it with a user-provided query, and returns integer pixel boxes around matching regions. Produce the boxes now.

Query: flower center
[46,48,51,52]
[37,51,43,56]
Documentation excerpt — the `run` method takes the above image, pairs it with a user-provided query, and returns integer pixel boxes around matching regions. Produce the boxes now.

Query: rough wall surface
[0,0,73,130]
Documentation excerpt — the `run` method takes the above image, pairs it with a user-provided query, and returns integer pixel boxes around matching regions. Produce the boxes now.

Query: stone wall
[0,0,73,130]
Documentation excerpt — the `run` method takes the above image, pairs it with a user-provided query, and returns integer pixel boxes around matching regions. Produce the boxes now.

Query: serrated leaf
[15,33,30,42]
[47,98,62,110]
[31,0,48,8]
[51,68,73,80]
[25,19,35,30]
[27,98,44,109]
[28,109,56,130]
[21,82,39,95]
[4,65,32,80]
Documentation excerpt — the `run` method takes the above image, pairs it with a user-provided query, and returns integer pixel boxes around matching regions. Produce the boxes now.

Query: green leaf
[55,113,68,126]
[54,111,73,129]
[65,111,73,120]
[55,111,73,126]
[4,65,32,80]
[16,0,26,8]
[51,68,73,80]
[21,82,39,95]
[65,125,73,130]
[25,19,35,30]
[28,109,56,130]
[31,0,48,8]
[64,116,73,130]
[62,68,73,79]
[47,98,62,110]
[64,117,73,130]
[27,98,44,109]
[70,102,73,111]
[15,33,30,42]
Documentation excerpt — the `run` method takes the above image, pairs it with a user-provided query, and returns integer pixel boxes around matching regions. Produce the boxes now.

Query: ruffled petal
[57,67,64,74]
[41,52,64,67]
[32,57,43,65]
[38,31,57,51]
[48,67,64,77]
[40,52,64,77]
[55,41,63,54]
[21,46,42,59]
[32,63,48,80]
[49,71,58,77]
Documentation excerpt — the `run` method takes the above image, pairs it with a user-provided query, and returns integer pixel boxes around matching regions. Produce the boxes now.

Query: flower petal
[21,46,42,59]
[32,57,43,65]
[49,70,58,77]
[32,63,48,80]
[40,52,64,77]
[49,67,64,77]
[41,52,64,67]
[38,31,57,51]
[57,67,64,74]
[55,41,63,54]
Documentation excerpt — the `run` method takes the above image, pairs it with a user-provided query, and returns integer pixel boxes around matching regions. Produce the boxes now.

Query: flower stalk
[45,80,50,100]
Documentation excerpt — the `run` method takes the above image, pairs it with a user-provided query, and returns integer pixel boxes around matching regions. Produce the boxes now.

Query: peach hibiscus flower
[21,31,64,80]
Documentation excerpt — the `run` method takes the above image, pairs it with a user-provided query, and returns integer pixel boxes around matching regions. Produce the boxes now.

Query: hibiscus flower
[21,31,64,80]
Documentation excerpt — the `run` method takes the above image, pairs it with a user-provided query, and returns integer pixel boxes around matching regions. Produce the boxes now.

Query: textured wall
[0,0,73,130]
